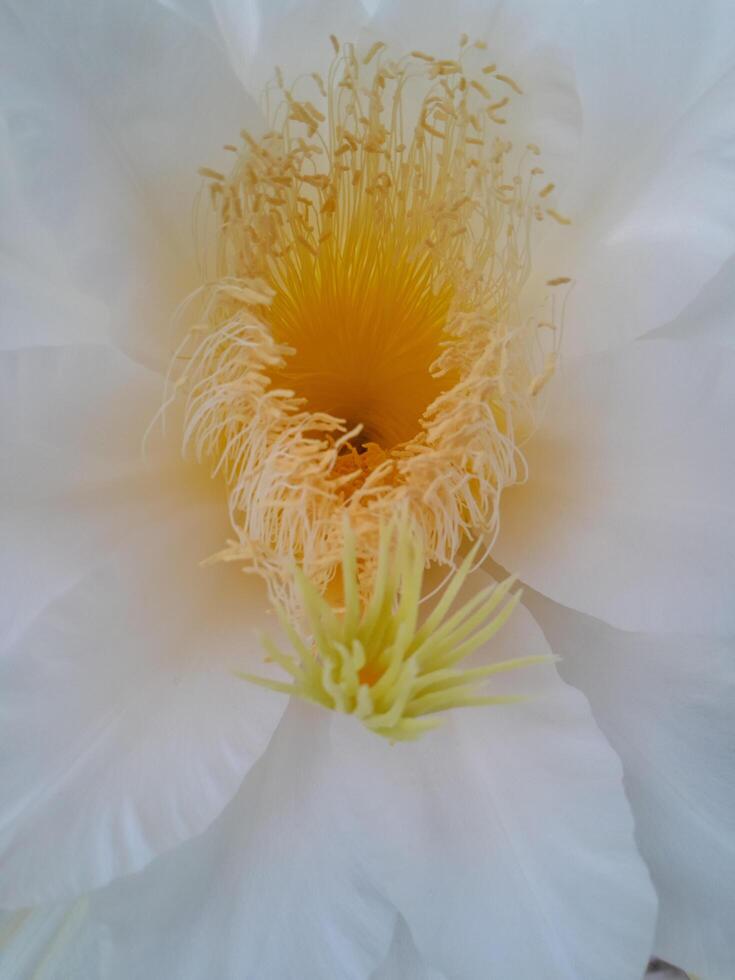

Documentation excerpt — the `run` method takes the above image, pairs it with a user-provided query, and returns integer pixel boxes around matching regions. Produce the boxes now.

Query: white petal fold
[567,0,735,206]
[0,345,285,906]
[210,0,370,93]
[555,0,735,356]
[14,572,657,979]
[524,589,735,980]
[494,340,735,635]
[0,118,105,351]
[652,253,735,350]
[368,0,461,54]
[562,68,735,356]
[2,703,400,980]
[371,918,446,980]
[330,577,657,980]
[1,0,256,367]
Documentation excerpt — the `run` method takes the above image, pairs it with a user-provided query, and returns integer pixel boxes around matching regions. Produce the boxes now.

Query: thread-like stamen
[169,37,568,610]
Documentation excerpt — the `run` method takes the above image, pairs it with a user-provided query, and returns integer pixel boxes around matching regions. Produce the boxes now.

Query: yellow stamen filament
[169,38,568,609]
[240,521,550,741]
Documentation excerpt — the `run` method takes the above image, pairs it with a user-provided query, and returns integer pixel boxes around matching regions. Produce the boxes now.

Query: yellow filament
[265,216,455,449]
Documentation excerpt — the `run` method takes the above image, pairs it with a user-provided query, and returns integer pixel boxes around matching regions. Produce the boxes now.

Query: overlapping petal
[554,0,735,356]
[1,703,400,980]
[0,118,106,352]
[334,579,657,980]
[0,345,284,906]
[494,340,735,635]
[7,574,657,979]
[653,253,735,350]
[371,918,446,980]
[524,589,735,980]
[209,0,370,92]
[0,0,256,367]
[566,0,735,209]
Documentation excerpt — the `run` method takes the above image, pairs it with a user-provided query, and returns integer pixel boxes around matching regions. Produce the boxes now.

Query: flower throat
[174,35,565,606]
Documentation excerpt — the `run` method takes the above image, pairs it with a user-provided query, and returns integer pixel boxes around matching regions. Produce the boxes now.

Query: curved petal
[555,0,735,357]
[0,903,91,979]
[567,0,735,208]
[368,0,461,54]
[494,340,735,635]
[0,577,656,978]
[1,0,257,367]
[210,0,370,93]
[328,573,657,980]
[0,118,106,351]
[0,343,185,646]
[0,345,285,906]
[524,588,735,980]
[0,703,399,979]
[370,918,447,980]
[651,253,735,350]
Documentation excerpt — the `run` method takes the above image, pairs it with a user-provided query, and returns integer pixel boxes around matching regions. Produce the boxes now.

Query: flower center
[173,35,567,610]
[264,219,454,452]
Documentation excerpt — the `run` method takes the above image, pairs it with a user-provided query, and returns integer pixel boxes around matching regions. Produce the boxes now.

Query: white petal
[1,703,399,979]
[0,345,168,646]
[0,346,285,906]
[0,575,655,980]
[651,253,735,350]
[524,589,735,980]
[0,118,106,351]
[369,0,461,54]
[211,0,370,92]
[1,0,257,368]
[156,0,228,42]
[323,573,657,980]
[0,903,90,980]
[371,918,446,980]
[494,340,735,634]
[568,0,735,205]
[555,1,735,356]
[0,580,655,978]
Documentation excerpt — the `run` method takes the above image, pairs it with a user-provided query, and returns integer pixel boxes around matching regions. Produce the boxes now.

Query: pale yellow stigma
[239,521,550,741]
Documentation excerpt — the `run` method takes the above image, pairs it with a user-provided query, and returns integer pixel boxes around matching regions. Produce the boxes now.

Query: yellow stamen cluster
[241,521,550,741]
[168,36,566,609]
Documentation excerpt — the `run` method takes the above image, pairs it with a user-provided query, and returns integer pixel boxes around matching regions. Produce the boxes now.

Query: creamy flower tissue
[1,1,734,978]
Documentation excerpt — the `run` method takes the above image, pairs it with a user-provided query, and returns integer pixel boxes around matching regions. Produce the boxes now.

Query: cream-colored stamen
[168,37,568,610]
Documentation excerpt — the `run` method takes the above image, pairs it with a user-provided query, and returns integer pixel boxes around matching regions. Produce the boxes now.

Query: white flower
[1,1,733,979]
